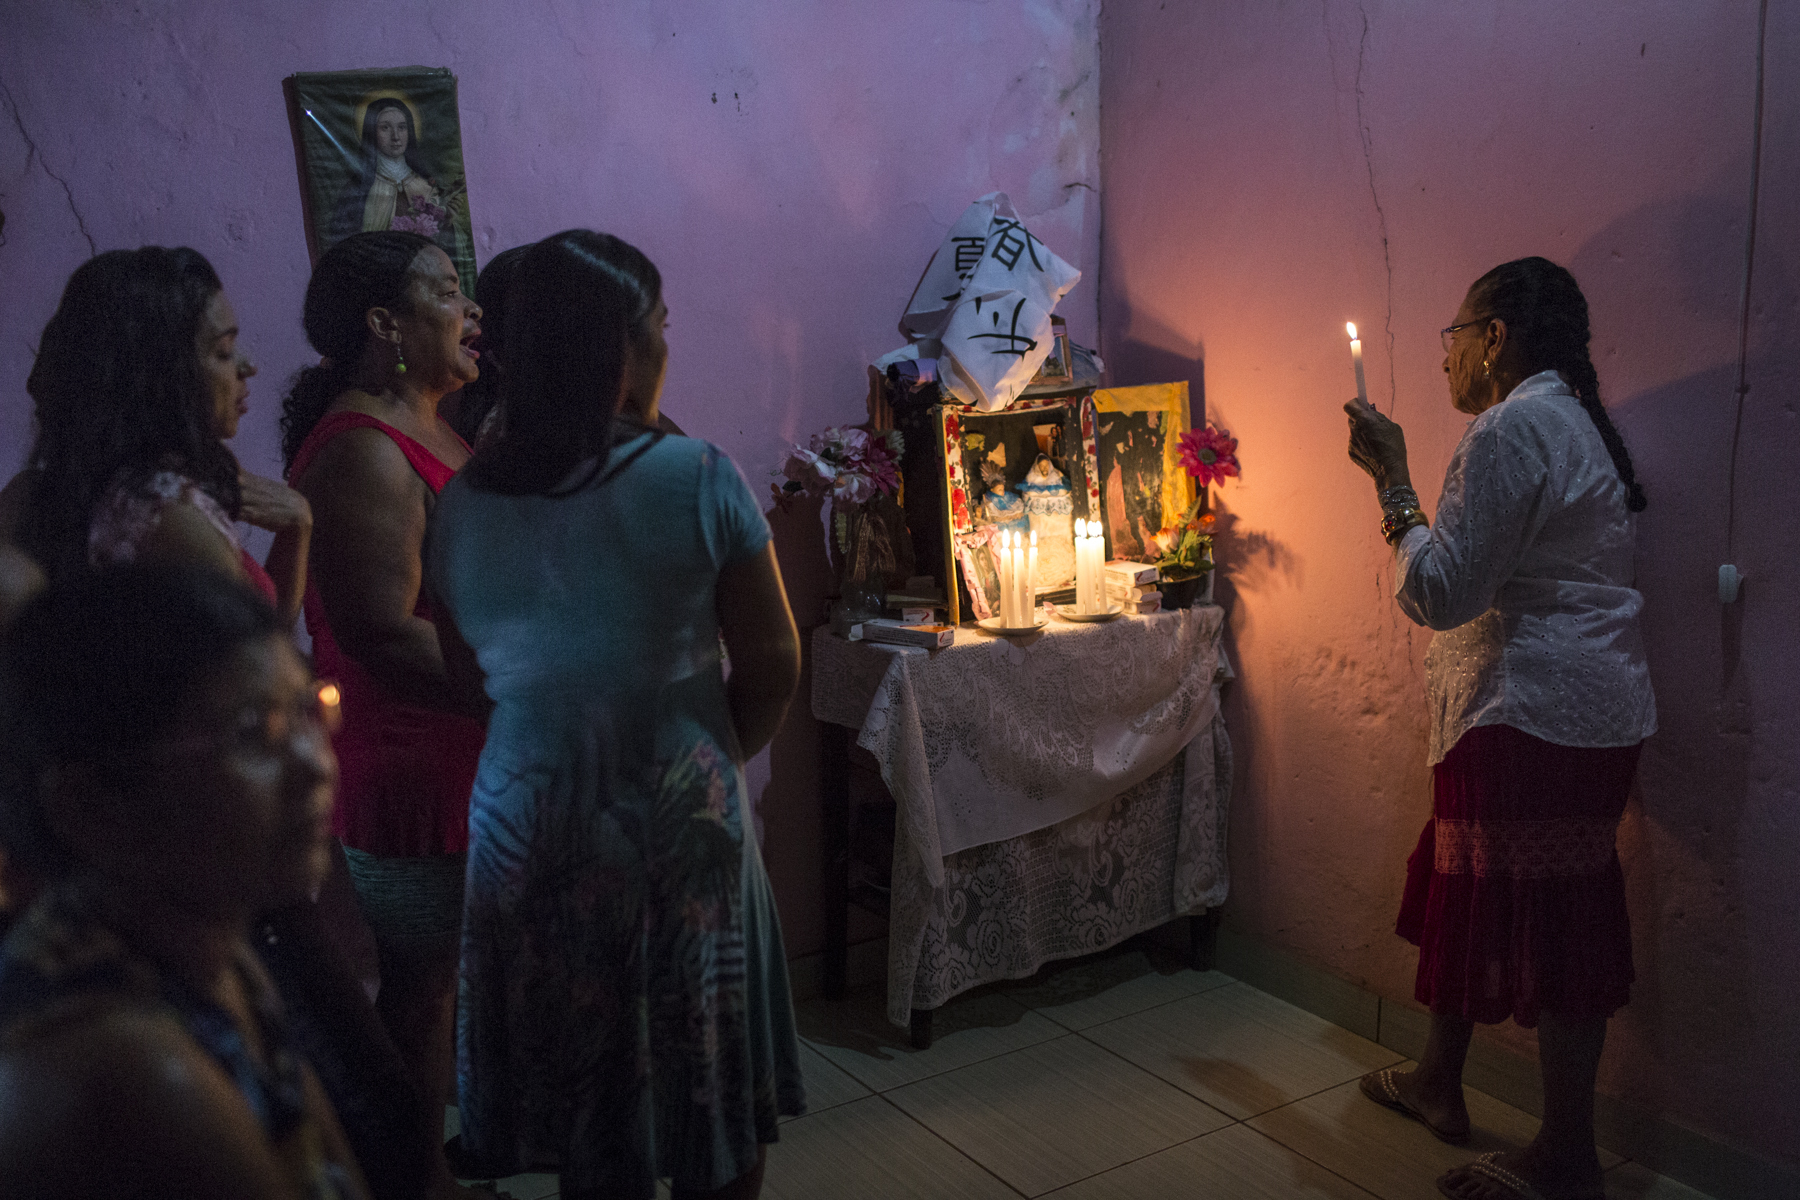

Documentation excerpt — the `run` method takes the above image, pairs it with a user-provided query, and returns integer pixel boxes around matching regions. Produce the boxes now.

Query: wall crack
[0,75,96,256]
[1352,5,1395,411]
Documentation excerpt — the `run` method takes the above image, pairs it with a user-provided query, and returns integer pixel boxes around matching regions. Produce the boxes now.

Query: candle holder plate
[975,615,1050,637]
[1050,603,1123,623]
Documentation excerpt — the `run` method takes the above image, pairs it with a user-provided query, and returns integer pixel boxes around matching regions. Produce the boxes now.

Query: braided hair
[1469,256,1647,512]
[281,231,434,470]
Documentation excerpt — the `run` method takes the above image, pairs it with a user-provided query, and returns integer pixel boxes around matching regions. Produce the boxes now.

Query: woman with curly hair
[0,246,311,621]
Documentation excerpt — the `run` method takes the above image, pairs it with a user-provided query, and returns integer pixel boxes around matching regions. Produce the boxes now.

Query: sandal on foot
[1359,1066,1471,1145]
[1436,1152,1604,1200]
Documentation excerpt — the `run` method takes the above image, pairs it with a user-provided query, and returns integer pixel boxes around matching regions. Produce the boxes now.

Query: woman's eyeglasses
[1440,319,1493,354]
[153,680,342,761]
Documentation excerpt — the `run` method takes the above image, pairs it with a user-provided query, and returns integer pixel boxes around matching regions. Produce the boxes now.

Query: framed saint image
[284,67,477,293]
[1088,383,1194,561]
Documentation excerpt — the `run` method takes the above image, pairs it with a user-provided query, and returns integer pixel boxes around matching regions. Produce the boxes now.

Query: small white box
[1104,560,1160,587]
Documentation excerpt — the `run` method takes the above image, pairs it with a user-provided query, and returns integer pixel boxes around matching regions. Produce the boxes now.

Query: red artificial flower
[1177,426,1240,487]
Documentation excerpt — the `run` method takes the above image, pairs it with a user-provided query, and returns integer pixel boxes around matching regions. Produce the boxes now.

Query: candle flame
[1346,322,1358,341]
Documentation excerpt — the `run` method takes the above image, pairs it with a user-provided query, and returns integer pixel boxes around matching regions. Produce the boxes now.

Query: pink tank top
[289,411,485,857]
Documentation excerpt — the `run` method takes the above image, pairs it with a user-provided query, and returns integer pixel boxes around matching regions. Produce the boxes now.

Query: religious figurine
[1018,452,1075,589]
[978,459,1031,539]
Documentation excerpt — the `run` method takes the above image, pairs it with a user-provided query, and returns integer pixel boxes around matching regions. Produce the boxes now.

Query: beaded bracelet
[1378,484,1419,510]
[1380,507,1428,544]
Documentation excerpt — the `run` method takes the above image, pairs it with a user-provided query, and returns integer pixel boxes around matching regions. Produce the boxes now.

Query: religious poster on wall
[1088,383,1194,562]
[283,67,477,293]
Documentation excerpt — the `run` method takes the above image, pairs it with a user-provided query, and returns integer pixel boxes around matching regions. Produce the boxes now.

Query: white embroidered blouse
[1393,370,1657,765]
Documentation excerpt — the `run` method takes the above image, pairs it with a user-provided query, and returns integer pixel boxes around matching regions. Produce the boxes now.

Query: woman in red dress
[282,231,487,1131]
[1345,257,1655,1200]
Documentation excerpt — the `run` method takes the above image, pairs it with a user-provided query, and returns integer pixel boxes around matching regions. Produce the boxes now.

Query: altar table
[810,605,1233,1032]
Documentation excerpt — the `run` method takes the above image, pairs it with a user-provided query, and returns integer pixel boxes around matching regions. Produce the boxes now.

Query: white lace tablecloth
[811,607,1233,1025]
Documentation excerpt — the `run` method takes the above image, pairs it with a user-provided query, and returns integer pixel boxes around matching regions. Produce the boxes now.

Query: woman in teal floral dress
[425,231,804,1200]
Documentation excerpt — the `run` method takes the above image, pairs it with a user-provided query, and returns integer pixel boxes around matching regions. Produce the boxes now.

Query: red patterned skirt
[1396,723,1641,1028]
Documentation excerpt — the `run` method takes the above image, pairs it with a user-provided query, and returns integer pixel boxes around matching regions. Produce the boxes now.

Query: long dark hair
[0,564,280,881]
[20,247,242,580]
[462,230,663,496]
[445,244,531,445]
[281,230,433,469]
[1470,256,1647,512]
[359,97,433,182]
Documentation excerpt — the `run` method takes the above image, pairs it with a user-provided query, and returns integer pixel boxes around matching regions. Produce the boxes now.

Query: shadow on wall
[1208,496,1303,604]
[1603,357,1793,1148]
[1106,336,1208,430]
[755,492,836,956]
[1570,181,1800,1154]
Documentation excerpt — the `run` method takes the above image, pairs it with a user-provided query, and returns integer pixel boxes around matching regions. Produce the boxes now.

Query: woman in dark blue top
[0,565,366,1199]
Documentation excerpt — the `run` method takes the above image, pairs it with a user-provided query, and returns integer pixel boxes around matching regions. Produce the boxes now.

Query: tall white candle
[1089,521,1100,614]
[1016,535,1029,625]
[1091,527,1102,614]
[999,532,1015,627]
[1347,321,1368,406]
[1027,531,1039,624]
[1080,521,1092,614]
[1075,519,1093,614]
[1074,520,1088,614]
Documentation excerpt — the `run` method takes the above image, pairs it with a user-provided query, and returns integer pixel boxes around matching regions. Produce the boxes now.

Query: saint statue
[1018,452,1076,589]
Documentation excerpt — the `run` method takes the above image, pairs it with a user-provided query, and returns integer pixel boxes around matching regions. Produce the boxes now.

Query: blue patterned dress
[425,432,805,1197]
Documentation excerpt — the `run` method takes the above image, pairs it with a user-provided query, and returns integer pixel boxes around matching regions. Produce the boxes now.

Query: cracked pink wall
[0,0,1101,960]
[1101,0,1800,1167]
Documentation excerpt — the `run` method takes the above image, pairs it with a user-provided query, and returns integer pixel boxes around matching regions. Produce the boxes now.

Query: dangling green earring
[394,342,407,375]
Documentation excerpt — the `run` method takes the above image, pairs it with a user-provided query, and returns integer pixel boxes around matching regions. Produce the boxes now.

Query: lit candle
[1347,321,1368,406]
[1027,530,1039,623]
[998,531,1015,627]
[1074,519,1094,614]
[1091,522,1103,614]
[1074,520,1088,614]
[1015,534,1028,625]
[1083,520,1095,614]
[1089,521,1101,614]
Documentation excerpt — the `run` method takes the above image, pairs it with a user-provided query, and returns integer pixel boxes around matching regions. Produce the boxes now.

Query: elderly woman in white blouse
[1344,257,1655,1200]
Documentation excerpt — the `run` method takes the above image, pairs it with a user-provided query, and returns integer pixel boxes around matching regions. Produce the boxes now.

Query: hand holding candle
[1347,322,1369,407]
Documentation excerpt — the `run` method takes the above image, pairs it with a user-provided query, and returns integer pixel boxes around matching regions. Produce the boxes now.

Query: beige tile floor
[458,940,1716,1200]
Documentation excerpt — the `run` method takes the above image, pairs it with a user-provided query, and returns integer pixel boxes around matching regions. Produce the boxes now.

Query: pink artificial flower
[782,446,836,491]
[837,476,876,505]
[390,212,441,237]
[1177,426,1240,487]
[858,435,901,496]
